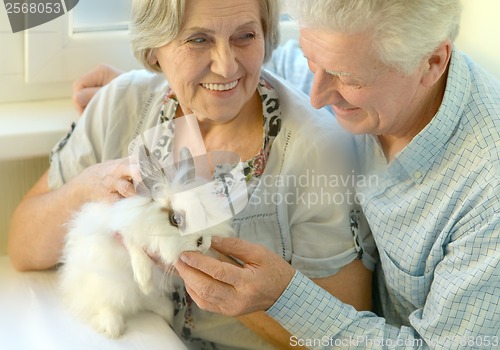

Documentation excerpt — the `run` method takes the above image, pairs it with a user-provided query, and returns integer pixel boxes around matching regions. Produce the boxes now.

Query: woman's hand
[73,64,124,114]
[69,157,136,203]
[175,236,295,317]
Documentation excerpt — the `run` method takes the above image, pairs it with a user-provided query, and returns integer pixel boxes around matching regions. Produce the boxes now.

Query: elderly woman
[8,0,376,348]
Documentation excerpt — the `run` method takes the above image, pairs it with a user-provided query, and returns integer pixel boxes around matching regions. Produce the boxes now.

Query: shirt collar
[387,47,472,184]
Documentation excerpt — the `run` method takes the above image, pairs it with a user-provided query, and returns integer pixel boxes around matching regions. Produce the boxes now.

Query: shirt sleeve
[282,121,377,278]
[268,210,500,349]
[48,71,139,190]
[48,108,104,190]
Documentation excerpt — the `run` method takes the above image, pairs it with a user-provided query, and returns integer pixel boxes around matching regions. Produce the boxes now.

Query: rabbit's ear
[176,147,195,184]
[138,144,164,190]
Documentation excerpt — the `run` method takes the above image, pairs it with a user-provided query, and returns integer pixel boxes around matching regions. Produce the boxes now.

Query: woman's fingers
[115,178,135,198]
[70,157,137,202]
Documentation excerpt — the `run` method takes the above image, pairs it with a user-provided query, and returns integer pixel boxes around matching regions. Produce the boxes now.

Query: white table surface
[0,256,187,350]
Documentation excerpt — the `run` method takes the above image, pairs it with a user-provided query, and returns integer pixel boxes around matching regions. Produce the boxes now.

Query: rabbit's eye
[169,212,184,227]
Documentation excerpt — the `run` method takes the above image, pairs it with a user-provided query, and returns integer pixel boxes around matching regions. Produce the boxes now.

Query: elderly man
[174,0,499,348]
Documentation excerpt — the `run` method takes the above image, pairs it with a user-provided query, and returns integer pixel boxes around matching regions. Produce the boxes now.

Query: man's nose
[310,69,339,109]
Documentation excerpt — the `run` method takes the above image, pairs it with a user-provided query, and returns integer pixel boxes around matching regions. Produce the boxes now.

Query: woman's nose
[210,43,238,78]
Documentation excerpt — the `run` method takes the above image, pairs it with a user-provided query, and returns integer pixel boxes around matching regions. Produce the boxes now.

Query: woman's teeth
[202,80,238,91]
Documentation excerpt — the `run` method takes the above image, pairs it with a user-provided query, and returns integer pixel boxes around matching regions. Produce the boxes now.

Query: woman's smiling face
[153,0,265,125]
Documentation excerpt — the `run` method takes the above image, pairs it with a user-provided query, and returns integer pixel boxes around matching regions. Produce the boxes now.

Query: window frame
[0,8,139,104]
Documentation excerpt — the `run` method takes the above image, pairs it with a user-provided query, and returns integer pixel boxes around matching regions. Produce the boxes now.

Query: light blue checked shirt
[265,41,500,349]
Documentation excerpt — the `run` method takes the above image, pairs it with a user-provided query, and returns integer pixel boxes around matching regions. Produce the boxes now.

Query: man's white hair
[284,0,462,74]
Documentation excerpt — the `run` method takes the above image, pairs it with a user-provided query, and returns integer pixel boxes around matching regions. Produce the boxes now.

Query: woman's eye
[187,37,208,45]
[233,32,256,45]
[240,32,256,40]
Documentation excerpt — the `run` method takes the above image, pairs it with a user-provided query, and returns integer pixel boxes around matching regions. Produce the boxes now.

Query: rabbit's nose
[196,237,203,247]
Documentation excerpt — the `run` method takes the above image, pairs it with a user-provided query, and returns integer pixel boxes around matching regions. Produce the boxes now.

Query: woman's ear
[421,39,452,87]
[149,49,158,66]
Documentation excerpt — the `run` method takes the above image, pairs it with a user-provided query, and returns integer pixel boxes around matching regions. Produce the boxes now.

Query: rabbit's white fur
[59,148,235,337]
[59,146,234,337]
[59,195,234,337]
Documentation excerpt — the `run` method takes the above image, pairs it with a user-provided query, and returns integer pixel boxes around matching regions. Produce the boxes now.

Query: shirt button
[414,171,422,180]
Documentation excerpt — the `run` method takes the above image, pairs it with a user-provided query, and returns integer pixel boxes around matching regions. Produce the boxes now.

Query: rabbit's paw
[127,245,154,295]
[91,307,126,338]
[135,269,154,295]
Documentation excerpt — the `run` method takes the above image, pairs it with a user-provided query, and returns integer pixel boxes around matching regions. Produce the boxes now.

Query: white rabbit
[58,146,235,338]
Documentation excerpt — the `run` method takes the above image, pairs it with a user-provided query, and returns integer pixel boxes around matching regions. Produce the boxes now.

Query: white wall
[455,0,500,78]
[0,157,49,255]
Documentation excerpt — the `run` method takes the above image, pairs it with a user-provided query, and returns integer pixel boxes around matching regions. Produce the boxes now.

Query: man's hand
[73,64,124,114]
[175,236,295,317]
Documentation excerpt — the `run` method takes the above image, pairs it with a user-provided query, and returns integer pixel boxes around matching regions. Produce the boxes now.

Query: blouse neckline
[156,78,282,181]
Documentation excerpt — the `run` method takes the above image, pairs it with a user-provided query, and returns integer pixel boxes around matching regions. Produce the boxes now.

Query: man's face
[299,28,429,139]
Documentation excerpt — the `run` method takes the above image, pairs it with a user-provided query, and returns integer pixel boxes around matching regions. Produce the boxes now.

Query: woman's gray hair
[284,0,463,74]
[130,0,280,72]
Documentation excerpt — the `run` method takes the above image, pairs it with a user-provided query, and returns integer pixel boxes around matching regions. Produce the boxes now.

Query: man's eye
[342,81,363,89]
[332,75,363,89]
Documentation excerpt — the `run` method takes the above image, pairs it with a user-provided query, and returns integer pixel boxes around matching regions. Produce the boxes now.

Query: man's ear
[421,39,452,87]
